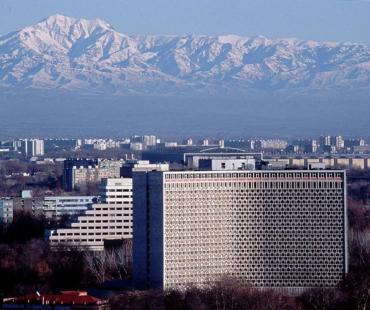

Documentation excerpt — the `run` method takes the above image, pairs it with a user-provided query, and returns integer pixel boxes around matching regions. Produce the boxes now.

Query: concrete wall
[133,171,164,289]
[132,172,150,288]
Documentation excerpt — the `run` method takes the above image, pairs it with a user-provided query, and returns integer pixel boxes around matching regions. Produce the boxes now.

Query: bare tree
[84,239,132,284]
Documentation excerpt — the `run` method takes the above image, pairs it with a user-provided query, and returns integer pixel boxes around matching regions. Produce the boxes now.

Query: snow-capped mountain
[1,14,370,95]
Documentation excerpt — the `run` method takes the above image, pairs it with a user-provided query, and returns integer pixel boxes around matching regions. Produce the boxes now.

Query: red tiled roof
[5,291,103,305]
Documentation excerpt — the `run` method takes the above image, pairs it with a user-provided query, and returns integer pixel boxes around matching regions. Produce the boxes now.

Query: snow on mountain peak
[39,14,112,32]
[1,14,370,94]
[218,35,243,45]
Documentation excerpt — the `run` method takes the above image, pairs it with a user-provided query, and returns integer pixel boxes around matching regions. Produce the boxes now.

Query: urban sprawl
[0,135,369,309]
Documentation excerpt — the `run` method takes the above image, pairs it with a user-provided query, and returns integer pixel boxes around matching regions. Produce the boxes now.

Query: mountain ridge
[1,14,370,95]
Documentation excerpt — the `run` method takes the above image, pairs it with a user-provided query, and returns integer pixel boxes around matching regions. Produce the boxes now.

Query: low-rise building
[2,291,108,310]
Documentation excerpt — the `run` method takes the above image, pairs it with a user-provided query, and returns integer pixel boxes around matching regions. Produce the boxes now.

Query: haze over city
[0,0,370,137]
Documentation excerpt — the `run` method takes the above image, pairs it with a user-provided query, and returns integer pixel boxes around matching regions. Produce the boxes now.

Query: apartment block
[49,178,132,251]
[133,170,347,291]
[63,159,122,191]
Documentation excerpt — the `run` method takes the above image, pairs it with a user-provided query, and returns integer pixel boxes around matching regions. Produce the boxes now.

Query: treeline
[347,169,370,203]
[108,231,370,310]
[0,213,132,295]
[0,158,101,196]
[0,159,63,196]
[110,282,299,310]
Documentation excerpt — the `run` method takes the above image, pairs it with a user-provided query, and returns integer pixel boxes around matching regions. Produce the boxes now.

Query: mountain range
[1,14,370,95]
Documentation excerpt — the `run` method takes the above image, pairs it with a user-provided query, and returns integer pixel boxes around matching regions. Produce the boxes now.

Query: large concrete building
[266,156,370,170]
[49,178,133,251]
[133,169,347,291]
[63,159,123,191]
[16,139,45,157]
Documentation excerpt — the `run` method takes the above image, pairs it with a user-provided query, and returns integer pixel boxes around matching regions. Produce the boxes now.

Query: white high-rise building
[49,178,133,251]
[133,169,347,291]
[19,139,44,156]
[250,140,255,150]
[30,139,44,156]
[218,139,225,148]
[312,140,318,153]
[336,136,345,150]
[143,135,157,147]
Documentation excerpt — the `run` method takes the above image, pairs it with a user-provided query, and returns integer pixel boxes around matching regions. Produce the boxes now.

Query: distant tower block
[218,139,225,148]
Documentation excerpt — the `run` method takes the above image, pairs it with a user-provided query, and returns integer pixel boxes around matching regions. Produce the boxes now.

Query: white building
[30,139,45,156]
[19,139,44,156]
[143,135,157,147]
[63,159,123,191]
[261,139,288,150]
[184,152,263,170]
[164,142,178,148]
[49,178,133,251]
[198,157,255,171]
[336,136,345,150]
[121,160,169,178]
[325,136,332,146]
[133,169,347,291]
[43,196,97,220]
[130,142,144,151]
[312,140,318,153]
[0,198,13,225]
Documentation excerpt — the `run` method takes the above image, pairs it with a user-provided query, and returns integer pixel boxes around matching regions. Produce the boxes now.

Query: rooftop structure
[120,160,169,178]
[183,148,264,169]
[198,157,256,171]
[2,291,108,310]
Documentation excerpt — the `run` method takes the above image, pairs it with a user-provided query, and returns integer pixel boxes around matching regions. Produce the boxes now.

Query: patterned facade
[133,170,347,290]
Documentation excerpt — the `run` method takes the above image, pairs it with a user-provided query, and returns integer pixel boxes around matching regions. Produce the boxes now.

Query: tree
[84,239,133,284]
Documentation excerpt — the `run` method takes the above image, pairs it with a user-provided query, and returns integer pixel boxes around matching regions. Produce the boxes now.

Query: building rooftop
[3,291,105,306]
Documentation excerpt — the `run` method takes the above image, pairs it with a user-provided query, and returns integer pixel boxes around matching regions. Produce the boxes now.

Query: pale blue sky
[0,0,369,43]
